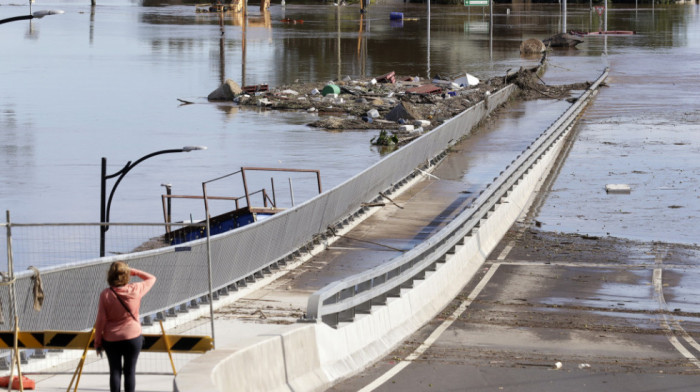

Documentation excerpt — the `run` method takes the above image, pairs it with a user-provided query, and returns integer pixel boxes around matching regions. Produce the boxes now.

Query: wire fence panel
[0,85,514,374]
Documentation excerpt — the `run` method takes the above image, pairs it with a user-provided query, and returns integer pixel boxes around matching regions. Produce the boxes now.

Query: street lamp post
[0,10,64,25]
[100,146,207,257]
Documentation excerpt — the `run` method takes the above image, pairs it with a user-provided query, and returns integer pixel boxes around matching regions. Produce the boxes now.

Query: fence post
[202,184,216,349]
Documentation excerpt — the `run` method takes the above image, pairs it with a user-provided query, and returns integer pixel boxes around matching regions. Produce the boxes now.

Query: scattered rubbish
[257,98,273,107]
[605,184,631,194]
[453,73,480,87]
[340,86,360,96]
[222,61,582,144]
[385,101,421,122]
[406,84,442,95]
[578,363,591,369]
[376,71,396,84]
[389,12,403,20]
[398,124,414,132]
[554,361,563,369]
[321,84,341,97]
[243,84,269,94]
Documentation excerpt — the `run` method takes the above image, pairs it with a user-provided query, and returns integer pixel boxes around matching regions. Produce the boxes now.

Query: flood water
[1,1,699,263]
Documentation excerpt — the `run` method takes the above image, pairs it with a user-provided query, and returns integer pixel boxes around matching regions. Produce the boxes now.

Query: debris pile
[206,59,591,147]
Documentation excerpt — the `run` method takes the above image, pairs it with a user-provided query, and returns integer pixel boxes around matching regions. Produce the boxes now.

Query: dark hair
[107,261,130,287]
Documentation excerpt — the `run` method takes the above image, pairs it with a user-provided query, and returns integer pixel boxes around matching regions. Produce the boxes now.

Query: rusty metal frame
[239,167,322,211]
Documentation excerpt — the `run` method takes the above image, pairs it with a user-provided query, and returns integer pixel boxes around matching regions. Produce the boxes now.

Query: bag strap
[110,287,138,322]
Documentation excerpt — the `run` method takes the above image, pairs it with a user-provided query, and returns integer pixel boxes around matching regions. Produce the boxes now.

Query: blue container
[390,12,403,20]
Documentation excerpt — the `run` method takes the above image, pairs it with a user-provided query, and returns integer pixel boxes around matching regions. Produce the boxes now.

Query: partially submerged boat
[160,167,321,246]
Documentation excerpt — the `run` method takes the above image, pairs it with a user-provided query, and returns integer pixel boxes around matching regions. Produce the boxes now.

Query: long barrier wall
[174,68,610,392]
[0,85,516,335]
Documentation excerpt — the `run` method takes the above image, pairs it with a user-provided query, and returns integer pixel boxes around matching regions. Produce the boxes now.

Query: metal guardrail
[306,68,610,326]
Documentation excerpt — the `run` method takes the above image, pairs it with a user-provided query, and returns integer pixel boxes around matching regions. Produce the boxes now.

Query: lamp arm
[0,15,33,25]
[103,149,185,224]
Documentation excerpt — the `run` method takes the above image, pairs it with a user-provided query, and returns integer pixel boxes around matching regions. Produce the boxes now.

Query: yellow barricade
[0,331,213,353]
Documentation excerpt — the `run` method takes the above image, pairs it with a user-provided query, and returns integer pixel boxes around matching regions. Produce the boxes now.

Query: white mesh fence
[0,84,515,375]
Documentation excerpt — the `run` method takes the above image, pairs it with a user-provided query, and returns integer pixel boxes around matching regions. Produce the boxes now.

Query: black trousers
[102,335,143,392]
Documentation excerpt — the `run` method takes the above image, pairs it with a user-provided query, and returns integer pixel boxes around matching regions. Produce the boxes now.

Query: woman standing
[95,261,156,392]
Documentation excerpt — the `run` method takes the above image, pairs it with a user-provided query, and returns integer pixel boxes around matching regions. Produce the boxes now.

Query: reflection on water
[0,2,698,247]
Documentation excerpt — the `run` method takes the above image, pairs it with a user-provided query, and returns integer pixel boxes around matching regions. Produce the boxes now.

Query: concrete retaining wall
[173,109,573,392]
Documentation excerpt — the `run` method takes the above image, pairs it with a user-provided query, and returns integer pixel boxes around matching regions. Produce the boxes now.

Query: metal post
[271,177,276,208]
[100,158,107,258]
[604,0,608,33]
[241,168,251,209]
[562,0,567,33]
[202,184,216,349]
[489,0,493,60]
[427,0,431,79]
[161,184,172,226]
[289,178,295,207]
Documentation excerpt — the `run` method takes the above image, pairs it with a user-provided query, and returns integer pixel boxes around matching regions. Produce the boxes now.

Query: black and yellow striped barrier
[0,331,213,353]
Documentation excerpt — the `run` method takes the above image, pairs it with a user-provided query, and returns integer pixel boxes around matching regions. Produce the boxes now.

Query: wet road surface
[328,227,700,392]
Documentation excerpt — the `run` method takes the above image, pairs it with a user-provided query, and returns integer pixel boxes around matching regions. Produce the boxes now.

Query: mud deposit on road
[402,227,700,375]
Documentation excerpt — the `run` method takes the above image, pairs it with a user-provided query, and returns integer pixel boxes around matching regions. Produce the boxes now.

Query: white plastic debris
[310,88,320,95]
[398,124,414,132]
[367,109,380,118]
[554,362,563,370]
[606,184,631,194]
[578,363,591,369]
[370,78,378,85]
[281,89,299,95]
[414,120,431,127]
[454,73,480,87]
[307,107,316,112]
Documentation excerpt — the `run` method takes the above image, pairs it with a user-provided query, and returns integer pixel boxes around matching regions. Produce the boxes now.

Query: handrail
[306,68,610,325]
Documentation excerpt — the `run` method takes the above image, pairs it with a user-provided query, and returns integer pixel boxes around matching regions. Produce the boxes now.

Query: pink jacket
[94,268,156,349]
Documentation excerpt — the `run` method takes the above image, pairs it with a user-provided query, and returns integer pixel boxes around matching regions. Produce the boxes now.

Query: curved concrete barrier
[174,71,607,392]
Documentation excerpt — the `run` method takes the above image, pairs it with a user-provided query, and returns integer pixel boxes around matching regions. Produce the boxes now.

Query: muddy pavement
[329,225,700,391]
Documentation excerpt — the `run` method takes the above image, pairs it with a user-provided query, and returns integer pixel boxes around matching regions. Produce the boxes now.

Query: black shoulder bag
[110,287,138,321]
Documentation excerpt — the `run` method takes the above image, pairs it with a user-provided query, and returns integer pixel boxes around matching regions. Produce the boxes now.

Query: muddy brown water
[1,2,698,264]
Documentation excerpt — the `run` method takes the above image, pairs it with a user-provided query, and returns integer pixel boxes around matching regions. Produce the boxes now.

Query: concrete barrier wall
[173,112,574,392]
